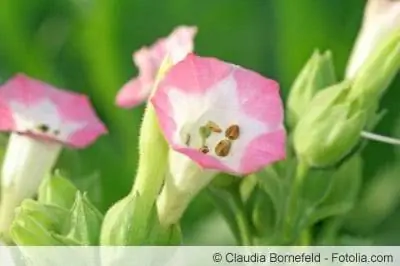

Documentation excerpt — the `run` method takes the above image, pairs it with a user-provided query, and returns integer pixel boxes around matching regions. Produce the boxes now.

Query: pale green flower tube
[346,0,400,79]
[100,57,172,245]
[157,150,217,227]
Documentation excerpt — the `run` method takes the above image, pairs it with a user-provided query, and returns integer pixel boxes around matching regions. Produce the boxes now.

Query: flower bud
[100,194,140,245]
[287,50,337,127]
[65,192,103,245]
[294,82,367,167]
[10,200,69,246]
[38,171,78,209]
[100,192,181,245]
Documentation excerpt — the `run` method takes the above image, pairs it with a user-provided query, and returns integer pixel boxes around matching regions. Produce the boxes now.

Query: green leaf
[38,171,78,209]
[65,192,103,245]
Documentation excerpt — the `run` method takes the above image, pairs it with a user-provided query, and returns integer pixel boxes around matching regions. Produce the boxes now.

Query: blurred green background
[0,0,399,245]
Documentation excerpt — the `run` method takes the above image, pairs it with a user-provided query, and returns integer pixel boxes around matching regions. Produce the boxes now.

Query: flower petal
[115,78,152,108]
[116,25,197,108]
[152,55,286,175]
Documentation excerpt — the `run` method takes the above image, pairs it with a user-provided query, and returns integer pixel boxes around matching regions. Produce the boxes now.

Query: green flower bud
[348,32,400,108]
[100,192,181,245]
[11,212,64,246]
[64,192,103,245]
[9,199,69,245]
[38,171,78,209]
[294,82,367,167]
[287,50,337,127]
[100,193,145,245]
[17,199,68,231]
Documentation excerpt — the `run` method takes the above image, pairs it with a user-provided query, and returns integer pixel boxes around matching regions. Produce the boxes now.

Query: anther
[206,121,222,133]
[215,139,231,157]
[37,124,49,133]
[199,146,210,154]
[225,125,240,140]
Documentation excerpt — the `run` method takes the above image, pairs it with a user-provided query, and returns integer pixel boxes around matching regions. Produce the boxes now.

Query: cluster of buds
[291,0,400,168]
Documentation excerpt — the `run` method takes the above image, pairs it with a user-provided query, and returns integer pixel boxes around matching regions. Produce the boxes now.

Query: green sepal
[38,171,78,210]
[287,50,337,127]
[64,192,103,245]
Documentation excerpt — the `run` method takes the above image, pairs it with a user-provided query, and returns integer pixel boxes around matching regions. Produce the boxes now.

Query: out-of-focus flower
[346,0,400,78]
[152,54,285,226]
[116,26,197,108]
[0,74,106,233]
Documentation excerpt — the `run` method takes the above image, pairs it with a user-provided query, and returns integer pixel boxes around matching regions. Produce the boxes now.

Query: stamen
[215,139,231,157]
[199,126,211,139]
[185,134,191,146]
[206,121,222,133]
[225,125,240,140]
[199,146,210,154]
[37,124,49,133]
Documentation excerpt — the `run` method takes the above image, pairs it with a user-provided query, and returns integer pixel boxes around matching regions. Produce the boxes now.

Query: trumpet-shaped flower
[116,26,197,108]
[346,0,400,78]
[152,54,286,175]
[152,54,285,226]
[0,74,106,232]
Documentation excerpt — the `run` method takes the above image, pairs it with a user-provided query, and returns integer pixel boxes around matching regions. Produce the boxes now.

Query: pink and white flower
[152,54,286,175]
[116,26,197,108]
[0,74,106,231]
[346,0,400,78]
[152,54,286,226]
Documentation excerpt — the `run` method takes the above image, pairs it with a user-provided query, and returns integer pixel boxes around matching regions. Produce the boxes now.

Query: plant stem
[283,161,309,244]
[361,131,400,145]
[228,186,253,246]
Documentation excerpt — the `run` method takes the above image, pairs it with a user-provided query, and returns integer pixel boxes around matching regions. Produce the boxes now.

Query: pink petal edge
[116,25,198,108]
[0,73,107,148]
